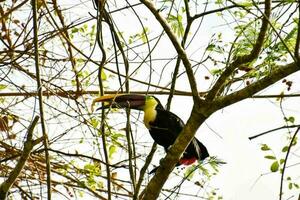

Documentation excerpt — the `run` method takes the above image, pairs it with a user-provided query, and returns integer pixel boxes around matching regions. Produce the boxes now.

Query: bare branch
[140,0,201,103]
[0,116,40,200]
[249,124,300,140]
[95,3,112,199]
[32,1,52,199]
[135,143,157,200]
[213,62,299,110]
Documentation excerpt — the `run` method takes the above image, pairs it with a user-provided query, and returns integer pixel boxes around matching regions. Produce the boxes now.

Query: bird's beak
[91,94,146,112]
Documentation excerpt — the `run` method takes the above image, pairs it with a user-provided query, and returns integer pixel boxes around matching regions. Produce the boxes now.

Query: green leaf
[71,27,78,33]
[211,68,223,75]
[264,155,276,160]
[167,14,184,38]
[288,182,293,189]
[141,27,149,43]
[90,117,99,128]
[282,146,289,152]
[109,145,117,158]
[101,70,107,80]
[198,164,210,177]
[84,163,95,171]
[207,44,216,51]
[78,190,84,197]
[291,137,297,146]
[284,116,295,123]
[184,165,196,180]
[288,116,295,123]
[84,163,101,176]
[209,158,220,173]
[0,84,7,90]
[270,161,279,172]
[236,1,253,7]
[280,159,285,164]
[261,144,271,151]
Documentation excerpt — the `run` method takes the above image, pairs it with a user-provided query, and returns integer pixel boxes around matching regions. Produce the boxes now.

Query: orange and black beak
[91,94,146,112]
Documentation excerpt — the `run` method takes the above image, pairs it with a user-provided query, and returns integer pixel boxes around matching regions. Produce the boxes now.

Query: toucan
[92,94,209,172]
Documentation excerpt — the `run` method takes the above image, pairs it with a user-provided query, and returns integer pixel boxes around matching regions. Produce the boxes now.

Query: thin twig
[95,3,112,199]
[31,1,52,199]
[249,124,300,140]
[46,148,128,168]
[295,2,300,60]
[104,7,138,190]
[166,0,192,110]
[279,127,300,200]
[135,143,157,200]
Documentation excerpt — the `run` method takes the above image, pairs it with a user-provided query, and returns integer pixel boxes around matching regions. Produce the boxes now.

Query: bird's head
[91,94,164,112]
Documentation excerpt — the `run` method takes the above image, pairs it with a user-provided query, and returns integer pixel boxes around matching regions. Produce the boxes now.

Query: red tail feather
[179,157,197,165]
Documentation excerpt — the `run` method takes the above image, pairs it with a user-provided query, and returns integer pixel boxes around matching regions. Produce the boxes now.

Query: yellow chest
[143,108,157,129]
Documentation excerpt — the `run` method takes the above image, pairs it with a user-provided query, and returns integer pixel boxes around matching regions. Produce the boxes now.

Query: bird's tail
[193,139,209,160]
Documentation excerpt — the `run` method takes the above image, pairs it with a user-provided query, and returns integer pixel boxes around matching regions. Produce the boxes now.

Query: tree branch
[140,0,201,103]
[0,116,41,200]
[205,0,271,101]
[166,0,193,110]
[279,127,300,200]
[213,62,299,110]
[32,1,52,199]
[295,2,300,60]
[95,3,112,199]
[249,124,300,140]
[135,143,157,200]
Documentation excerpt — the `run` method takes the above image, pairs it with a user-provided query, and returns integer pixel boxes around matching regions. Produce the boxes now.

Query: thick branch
[140,107,208,200]
[213,62,299,109]
[0,116,40,200]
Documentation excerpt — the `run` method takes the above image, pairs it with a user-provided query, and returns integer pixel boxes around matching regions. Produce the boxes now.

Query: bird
[92,94,209,172]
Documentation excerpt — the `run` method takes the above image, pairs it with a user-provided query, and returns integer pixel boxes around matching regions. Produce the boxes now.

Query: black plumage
[148,108,209,169]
